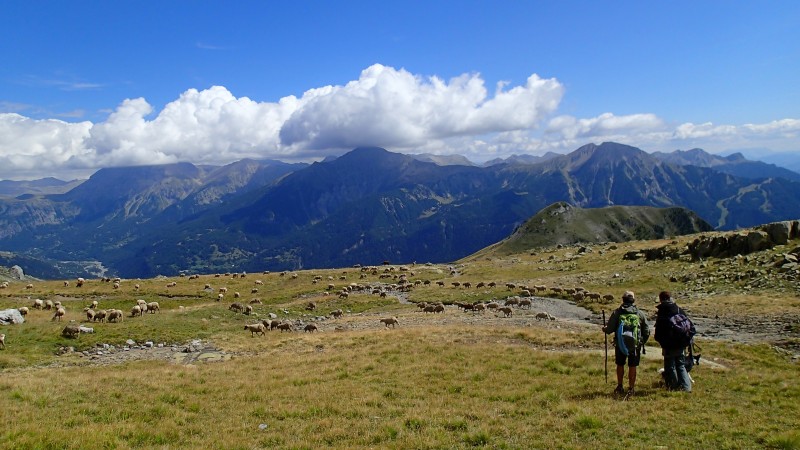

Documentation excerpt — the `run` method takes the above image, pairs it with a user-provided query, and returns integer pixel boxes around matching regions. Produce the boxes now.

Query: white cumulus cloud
[0,64,798,180]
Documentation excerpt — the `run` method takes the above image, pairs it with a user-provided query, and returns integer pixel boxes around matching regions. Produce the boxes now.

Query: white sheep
[217,293,224,302]
[89,300,99,309]
[244,323,267,336]
[18,306,29,316]
[32,299,44,309]
[0,333,5,349]
[76,277,85,287]
[0,281,8,289]
[93,309,107,323]
[84,308,96,321]
[63,281,70,287]
[107,309,124,323]
[44,300,54,310]
[130,305,143,317]
[147,302,160,313]
[51,307,66,321]
[243,304,253,315]
[380,317,399,328]
[134,284,141,290]
[26,283,34,289]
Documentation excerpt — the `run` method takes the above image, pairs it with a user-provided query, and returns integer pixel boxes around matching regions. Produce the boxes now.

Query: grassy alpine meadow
[0,326,798,449]
[0,236,799,448]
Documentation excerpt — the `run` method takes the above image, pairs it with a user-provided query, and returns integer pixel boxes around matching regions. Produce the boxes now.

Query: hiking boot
[613,385,625,395]
[627,387,635,397]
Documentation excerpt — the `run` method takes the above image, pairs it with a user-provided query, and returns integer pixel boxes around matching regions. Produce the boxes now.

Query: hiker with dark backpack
[654,291,695,392]
[603,291,650,396]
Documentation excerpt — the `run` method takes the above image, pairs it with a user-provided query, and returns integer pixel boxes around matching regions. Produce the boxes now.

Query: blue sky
[1,1,798,179]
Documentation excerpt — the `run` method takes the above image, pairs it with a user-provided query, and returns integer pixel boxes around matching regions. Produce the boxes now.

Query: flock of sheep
[0,264,598,349]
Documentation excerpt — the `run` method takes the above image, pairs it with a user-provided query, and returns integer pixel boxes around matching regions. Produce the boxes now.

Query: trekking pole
[602,310,608,384]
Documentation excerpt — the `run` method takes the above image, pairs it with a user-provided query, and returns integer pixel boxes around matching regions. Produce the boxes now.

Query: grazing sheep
[339,291,349,299]
[18,306,29,316]
[0,333,4,349]
[32,299,44,310]
[243,305,253,315]
[535,312,555,321]
[380,317,399,328]
[249,299,262,305]
[498,306,513,317]
[134,284,141,290]
[331,309,343,319]
[62,324,80,338]
[518,299,533,309]
[107,309,124,323]
[534,285,547,293]
[234,292,241,298]
[93,310,107,323]
[254,280,263,285]
[472,303,486,313]
[0,282,8,289]
[89,300,99,309]
[219,287,228,293]
[130,305,143,317]
[244,323,267,337]
[229,303,244,313]
[51,307,66,321]
[113,282,120,289]
[76,278,85,287]
[147,302,160,313]
[251,288,258,294]
[504,297,519,307]
[63,281,70,287]
[305,301,317,311]
[44,300,54,310]
[26,283,34,290]
[520,289,531,297]
[277,322,294,332]
[166,282,177,288]
[304,323,318,333]
[602,294,615,302]
[84,308,96,321]
[423,305,437,314]
[217,293,224,302]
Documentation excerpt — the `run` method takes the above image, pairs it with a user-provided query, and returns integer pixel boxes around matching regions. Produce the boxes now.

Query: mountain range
[1,142,800,279]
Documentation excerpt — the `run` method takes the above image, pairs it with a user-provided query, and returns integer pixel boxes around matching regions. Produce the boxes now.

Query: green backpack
[616,311,641,356]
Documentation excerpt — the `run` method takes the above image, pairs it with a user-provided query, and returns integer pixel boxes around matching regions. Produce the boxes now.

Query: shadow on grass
[569,386,660,401]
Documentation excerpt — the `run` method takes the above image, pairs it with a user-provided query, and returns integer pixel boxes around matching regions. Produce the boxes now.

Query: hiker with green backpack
[603,291,650,396]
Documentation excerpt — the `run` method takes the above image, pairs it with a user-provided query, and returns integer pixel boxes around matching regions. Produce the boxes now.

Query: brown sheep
[330,309,344,319]
[304,323,318,333]
[380,317,399,328]
[518,299,533,309]
[535,312,555,321]
[277,322,294,332]
[498,306,513,318]
[305,302,317,311]
[229,303,244,313]
[243,304,253,315]
[62,324,80,338]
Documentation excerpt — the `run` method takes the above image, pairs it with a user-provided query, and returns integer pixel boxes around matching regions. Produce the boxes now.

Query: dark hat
[659,291,673,303]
